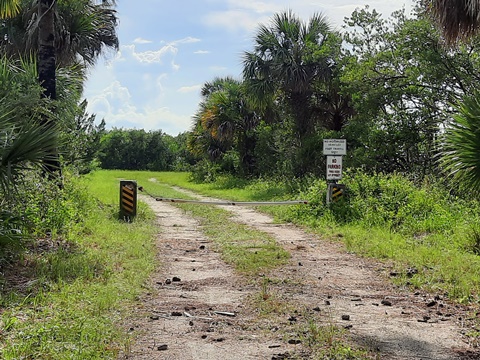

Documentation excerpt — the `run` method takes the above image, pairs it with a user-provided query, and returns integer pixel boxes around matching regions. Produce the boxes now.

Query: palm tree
[0,0,20,18]
[429,2,480,192]
[38,0,56,101]
[243,11,334,142]
[1,1,119,76]
[1,0,119,174]
[191,77,259,176]
[439,92,480,193]
[429,0,480,43]
[0,55,58,194]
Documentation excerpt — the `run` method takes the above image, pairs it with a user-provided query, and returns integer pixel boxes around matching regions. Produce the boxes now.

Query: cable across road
[138,186,308,206]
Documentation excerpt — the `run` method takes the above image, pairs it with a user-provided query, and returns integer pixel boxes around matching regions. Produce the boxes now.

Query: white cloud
[117,37,201,67]
[155,73,168,95]
[171,60,180,71]
[133,37,152,44]
[85,78,193,134]
[209,65,228,72]
[86,80,132,116]
[178,84,202,93]
[127,44,178,64]
[103,105,193,134]
[194,50,210,54]
[203,10,267,33]
[225,0,283,14]
[170,36,201,45]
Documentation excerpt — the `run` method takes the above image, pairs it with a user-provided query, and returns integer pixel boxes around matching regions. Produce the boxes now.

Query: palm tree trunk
[290,91,313,142]
[38,0,61,176]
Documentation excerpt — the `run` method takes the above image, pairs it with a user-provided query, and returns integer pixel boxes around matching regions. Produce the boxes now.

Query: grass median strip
[176,202,290,274]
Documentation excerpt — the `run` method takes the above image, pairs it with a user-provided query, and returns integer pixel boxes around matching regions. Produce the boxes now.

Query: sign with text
[323,139,346,155]
[326,156,343,180]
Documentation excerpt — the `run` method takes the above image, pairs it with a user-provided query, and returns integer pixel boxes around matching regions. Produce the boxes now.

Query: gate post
[327,183,345,204]
[120,180,137,221]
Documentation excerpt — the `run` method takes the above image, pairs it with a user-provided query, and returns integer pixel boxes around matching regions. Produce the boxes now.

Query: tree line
[81,1,480,194]
[3,0,480,196]
[180,2,480,193]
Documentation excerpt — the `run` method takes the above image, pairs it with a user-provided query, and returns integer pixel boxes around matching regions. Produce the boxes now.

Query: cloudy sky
[83,0,413,136]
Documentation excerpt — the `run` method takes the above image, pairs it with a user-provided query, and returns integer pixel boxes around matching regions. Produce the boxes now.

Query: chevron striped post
[120,180,137,221]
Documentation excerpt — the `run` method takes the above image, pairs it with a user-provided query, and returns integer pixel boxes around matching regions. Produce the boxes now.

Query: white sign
[323,139,346,155]
[326,156,343,180]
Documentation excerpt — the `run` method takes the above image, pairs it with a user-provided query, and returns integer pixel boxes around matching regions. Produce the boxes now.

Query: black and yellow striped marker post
[327,183,345,204]
[120,180,137,221]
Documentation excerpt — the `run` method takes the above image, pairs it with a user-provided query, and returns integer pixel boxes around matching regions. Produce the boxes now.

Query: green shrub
[278,170,478,238]
[6,172,92,238]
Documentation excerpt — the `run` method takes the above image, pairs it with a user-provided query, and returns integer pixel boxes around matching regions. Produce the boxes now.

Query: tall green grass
[1,172,158,359]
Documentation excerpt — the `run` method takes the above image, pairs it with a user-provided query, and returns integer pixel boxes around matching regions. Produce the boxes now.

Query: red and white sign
[326,156,342,180]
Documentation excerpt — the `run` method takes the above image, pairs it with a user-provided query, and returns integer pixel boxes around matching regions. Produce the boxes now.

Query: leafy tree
[164,132,197,171]
[60,100,106,174]
[98,129,176,171]
[341,6,480,178]
[243,10,342,175]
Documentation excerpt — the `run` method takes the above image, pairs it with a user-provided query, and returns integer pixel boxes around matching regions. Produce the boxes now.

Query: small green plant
[252,277,293,316]
[287,310,373,359]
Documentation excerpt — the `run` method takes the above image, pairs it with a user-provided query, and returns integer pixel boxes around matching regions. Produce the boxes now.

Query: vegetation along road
[2,170,480,359]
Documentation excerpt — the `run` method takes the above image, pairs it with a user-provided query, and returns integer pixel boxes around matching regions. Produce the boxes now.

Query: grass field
[1,171,160,359]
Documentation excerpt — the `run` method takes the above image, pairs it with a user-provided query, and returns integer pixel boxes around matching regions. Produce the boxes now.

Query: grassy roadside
[5,168,476,358]
[0,171,158,359]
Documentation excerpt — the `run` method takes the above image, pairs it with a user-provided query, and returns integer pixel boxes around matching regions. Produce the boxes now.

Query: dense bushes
[0,172,93,262]
[284,171,479,239]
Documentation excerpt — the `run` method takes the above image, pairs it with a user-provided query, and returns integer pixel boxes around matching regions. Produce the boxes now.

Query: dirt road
[123,187,479,360]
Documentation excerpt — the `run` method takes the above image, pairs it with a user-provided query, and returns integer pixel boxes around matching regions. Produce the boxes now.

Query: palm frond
[439,93,480,194]
[430,0,480,43]
[0,0,20,19]
[0,118,58,195]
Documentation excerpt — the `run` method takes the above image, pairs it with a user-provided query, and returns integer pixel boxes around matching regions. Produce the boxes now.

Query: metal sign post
[327,183,345,203]
[120,180,137,221]
[323,139,346,204]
